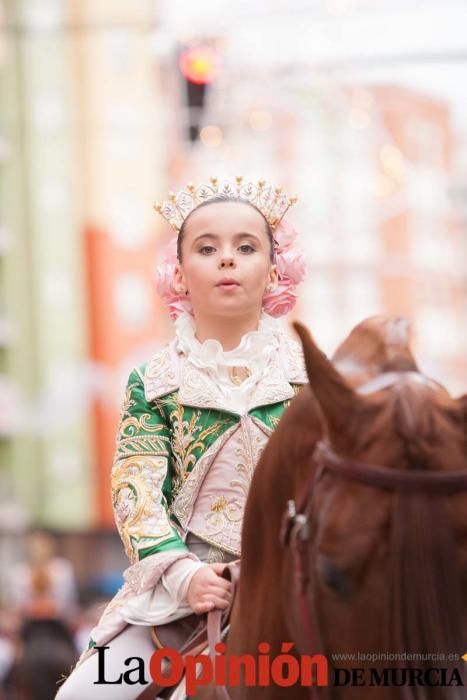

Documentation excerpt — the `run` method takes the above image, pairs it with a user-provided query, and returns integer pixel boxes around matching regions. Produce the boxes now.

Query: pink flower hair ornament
[155,219,307,320]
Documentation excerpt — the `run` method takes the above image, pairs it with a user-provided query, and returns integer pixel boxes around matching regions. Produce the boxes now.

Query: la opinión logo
[93,643,465,694]
[93,642,329,695]
[333,667,464,688]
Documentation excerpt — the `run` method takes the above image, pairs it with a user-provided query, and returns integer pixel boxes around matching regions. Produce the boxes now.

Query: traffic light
[178,45,221,143]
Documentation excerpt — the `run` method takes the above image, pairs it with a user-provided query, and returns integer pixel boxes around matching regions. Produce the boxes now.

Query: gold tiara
[153,176,297,232]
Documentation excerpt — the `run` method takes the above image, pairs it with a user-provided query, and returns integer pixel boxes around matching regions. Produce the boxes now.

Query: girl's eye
[239,244,255,253]
[199,245,216,255]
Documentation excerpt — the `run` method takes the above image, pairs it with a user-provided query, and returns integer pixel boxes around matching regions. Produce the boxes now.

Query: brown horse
[197,316,467,700]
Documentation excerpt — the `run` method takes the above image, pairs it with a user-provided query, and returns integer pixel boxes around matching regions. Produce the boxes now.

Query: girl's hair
[176,196,275,263]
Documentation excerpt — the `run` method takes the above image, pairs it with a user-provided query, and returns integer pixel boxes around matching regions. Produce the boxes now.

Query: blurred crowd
[0,531,105,700]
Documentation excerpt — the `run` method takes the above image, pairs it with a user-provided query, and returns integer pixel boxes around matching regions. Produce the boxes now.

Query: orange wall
[85,224,168,527]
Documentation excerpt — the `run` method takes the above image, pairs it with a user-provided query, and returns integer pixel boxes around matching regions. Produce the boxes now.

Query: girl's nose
[220,257,235,268]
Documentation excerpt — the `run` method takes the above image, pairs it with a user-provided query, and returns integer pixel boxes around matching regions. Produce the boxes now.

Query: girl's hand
[187,563,232,614]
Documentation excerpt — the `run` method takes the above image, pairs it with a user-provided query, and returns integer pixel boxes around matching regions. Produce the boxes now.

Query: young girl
[56,176,307,699]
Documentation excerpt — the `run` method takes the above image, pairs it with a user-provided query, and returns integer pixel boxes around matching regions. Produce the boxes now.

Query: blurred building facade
[1,0,93,535]
[0,0,466,596]
[0,0,171,545]
[295,84,466,393]
[69,0,171,527]
[161,65,467,394]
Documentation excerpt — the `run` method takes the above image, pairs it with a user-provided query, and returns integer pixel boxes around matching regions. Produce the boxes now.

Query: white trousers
[55,623,157,700]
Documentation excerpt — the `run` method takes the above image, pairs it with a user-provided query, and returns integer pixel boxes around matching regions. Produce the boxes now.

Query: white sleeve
[160,557,208,603]
[119,557,208,626]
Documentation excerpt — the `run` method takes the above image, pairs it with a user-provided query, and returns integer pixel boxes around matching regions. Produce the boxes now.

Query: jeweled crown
[153,176,297,232]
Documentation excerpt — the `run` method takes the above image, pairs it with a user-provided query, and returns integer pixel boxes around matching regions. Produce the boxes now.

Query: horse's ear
[293,321,367,437]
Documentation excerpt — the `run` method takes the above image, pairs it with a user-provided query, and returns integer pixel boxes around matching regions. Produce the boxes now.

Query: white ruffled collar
[143,312,308,412]
[174,311,280,375]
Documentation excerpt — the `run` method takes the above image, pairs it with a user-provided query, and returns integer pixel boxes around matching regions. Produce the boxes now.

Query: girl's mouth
[216,278,240,290]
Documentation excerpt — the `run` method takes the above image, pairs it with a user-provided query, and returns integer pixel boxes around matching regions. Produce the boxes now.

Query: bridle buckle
[280,499,310,545]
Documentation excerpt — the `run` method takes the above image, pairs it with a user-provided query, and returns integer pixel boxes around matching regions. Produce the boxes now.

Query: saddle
[136,559,240,700]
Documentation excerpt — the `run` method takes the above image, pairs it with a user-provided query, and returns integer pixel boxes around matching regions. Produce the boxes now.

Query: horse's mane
[390,483,464,682]
[378,376,460,470]
[371,377,466,687]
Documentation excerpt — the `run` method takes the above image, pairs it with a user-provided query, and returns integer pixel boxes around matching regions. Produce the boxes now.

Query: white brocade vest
[159,311,306,557]
[185,416,267,555]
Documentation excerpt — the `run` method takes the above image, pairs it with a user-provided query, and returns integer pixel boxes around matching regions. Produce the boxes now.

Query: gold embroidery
[120,383,135,416]
[169,396,230,496]
[269,415,281,429]
[211,495,228,513]
[171,424,239,527]
[112,455,173,562]
[115,385,171,461]
[116,422,170,460]
[203,495,243,535]
[192,418,268,554]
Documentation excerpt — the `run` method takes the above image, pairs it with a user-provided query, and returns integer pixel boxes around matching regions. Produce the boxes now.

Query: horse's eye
[317,556,352,600]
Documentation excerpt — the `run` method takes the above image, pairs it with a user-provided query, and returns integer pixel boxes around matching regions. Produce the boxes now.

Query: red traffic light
[178,46,221,85]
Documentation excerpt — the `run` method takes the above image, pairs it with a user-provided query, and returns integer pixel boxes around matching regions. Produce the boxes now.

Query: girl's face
[174,201,278,320]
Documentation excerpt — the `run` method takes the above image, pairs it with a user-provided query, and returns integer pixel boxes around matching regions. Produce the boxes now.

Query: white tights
[55,623,157,700]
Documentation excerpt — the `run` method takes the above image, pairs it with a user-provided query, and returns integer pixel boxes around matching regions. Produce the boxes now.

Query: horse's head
[294,317,466,468]
[290,319,467,694]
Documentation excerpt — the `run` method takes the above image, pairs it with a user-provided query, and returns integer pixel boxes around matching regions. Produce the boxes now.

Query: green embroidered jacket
[112,336,306,565]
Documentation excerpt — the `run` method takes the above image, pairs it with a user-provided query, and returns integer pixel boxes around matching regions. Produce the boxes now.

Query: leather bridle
[281,423,467,700]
